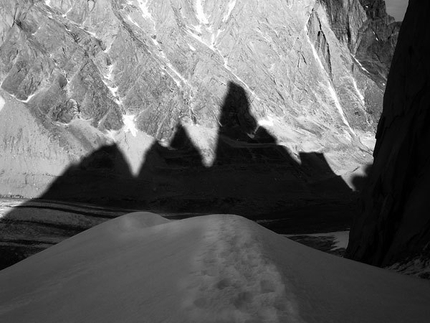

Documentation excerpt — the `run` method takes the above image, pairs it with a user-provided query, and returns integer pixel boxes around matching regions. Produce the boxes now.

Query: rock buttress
[346,0,430,268]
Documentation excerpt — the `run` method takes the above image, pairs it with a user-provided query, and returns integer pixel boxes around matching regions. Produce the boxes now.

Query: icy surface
[0,95,4,113]
[138,0,153,20]
[0,213,430,322]
[195,0,209,25]
[122,114,138,137]
[223,0,237,22]
[351,78,365,104]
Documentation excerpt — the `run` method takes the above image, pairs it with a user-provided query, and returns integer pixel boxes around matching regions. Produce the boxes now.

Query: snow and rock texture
[0,0,397,196]
[355,0,401,84]
[0,213,429,323]
[322,0,401,86]
[346,0,430,277]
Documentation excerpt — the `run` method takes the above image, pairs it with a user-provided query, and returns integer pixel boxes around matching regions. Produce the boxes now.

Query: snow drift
[0,212,429,322]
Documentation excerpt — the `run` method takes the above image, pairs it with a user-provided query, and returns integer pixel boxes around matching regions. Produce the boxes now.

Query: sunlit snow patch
[6,92,37,104]
[127,15,142,29]
[304,25,355,136]
[223,0,237,22]
[164,62,188,87]
[105,129,119,143]
[351,77,365,104]
[122,114,138,137]
[352,55,370,74]
[195,0,209,25]
[258,116,274,128]
[0,95,5,113]
[187,29,213,50]
[138,0,152,20]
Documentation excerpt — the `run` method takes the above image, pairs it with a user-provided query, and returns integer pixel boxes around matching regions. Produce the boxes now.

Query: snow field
[182,216,298,322]
[1,213,430,323]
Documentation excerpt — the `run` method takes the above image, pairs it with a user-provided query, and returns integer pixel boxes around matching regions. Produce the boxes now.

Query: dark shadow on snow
[1,81,358,269]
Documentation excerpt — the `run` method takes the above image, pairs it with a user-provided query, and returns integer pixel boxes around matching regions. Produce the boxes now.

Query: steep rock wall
[346,0,430,275]
[320,0,400,120]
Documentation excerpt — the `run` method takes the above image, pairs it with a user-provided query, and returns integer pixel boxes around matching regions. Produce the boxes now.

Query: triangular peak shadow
[38,143,136,202]
[0,82,357,269]
[217,81,258,141]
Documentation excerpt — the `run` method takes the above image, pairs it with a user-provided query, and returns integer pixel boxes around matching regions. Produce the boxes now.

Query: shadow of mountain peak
[0,81,358,269]
[298,152,337,178]
[169,123,200,152]
[218,81,258,141]
[78,144,134,174]
[40,143,135,202]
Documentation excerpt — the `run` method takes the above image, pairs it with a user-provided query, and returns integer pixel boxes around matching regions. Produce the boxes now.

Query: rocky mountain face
[0,0,399,198]
[346,0,430,278]
[355,0,401,84]
[322,0,401,87]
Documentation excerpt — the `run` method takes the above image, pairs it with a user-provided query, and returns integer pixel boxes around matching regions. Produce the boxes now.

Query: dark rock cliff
[346,0,430,277]
[355,0,401,85]
[320,0,401,120]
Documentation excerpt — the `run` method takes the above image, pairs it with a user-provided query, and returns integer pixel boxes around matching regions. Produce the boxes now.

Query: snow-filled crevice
[185,25,260,102]
[155,43,188,87]
[6,92,37,104]
[124,1,189,88]
[163,63,189,87]
[0,95,5,113]
[101,64,121,103]
[352,55,370,74]
[106,129,119,142]
[127,15,142,29]
[305,24,355,135]
[223,0,237,22]
[221,57,259,101]
[187,29,214,50]
[64,6,73,17]
[122,114,138,137]
[195,0,209,25]
[351,77,365,105]
[137,0,157,30]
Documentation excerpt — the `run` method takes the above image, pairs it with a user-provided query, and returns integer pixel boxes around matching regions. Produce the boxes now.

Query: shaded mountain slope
[346,0,430,277]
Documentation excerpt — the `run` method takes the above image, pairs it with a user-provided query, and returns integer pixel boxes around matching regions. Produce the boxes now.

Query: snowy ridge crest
[183,215,300,322]
[1,213,430,322]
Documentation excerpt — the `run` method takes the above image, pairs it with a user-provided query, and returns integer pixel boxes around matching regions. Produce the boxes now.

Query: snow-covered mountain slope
[0,0,398,197]
[0,212,429,323]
